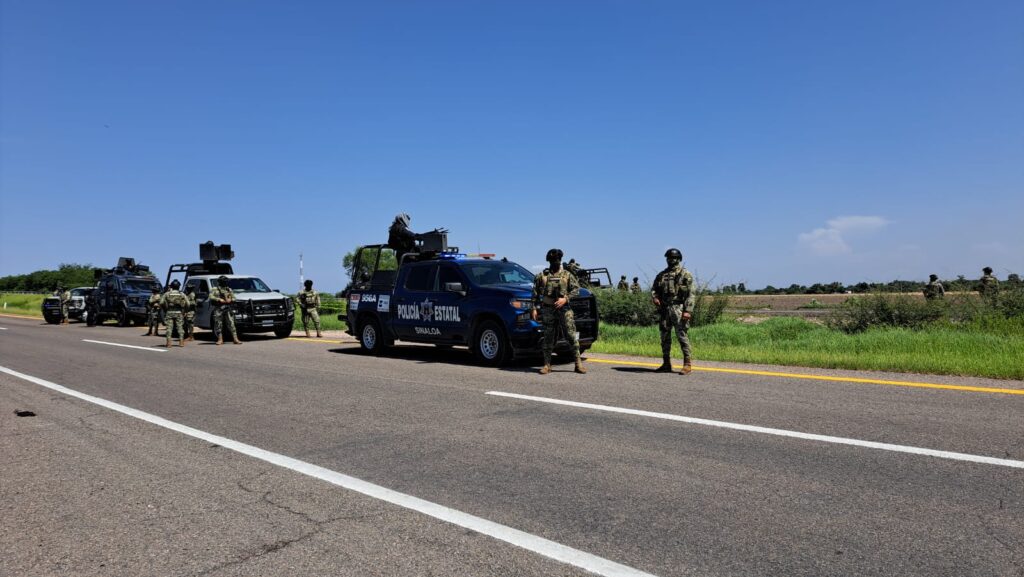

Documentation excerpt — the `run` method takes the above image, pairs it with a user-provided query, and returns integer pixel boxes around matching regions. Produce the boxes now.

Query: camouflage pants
[301,307,321,332]
[658,304,692,362]
[165,311,184,340]
[540,306,579,364]
[61,304,69,322]
[148,309,161,332]
[213,306,237,339]
[184,312,195,337]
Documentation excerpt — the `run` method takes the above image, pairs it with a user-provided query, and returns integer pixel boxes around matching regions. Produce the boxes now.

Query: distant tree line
[718,274,1022,295]
[0,264,97,292]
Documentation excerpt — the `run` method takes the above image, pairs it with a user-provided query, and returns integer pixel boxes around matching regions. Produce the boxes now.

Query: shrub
[827,286,1024,334]
[593,286,728,327]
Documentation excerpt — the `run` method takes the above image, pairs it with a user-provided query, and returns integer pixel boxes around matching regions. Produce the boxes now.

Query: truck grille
[250,299,287,315]
[570,297,593,320]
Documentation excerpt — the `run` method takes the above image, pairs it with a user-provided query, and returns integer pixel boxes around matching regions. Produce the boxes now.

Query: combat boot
[232,336,242,345]
[216,336,223,345]
[144,330,152,336]
[165,336,172,348]
[179,338,186,347]
[539,364,551,375]
[575,360,587,374]
[680,361,692,375]
[655,354,673,373]
[316,330,322,338]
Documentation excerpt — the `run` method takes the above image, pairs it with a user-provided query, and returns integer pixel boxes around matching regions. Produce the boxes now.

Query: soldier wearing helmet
[145,285,162,336]
[183,284,197,341]
[210,275,242,345]
[923,274,944,301]
[617,275,629,291]
[296,278,322,338]
[651,248,695,374]
[978,266,999,303]
[531,248,586,375]
[630,277,642,294]
[160,279,189,348]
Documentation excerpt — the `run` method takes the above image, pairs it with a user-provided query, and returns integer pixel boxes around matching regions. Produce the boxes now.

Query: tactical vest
[164,291,188,310]
[658,269,690,302]
[300,290,317,307]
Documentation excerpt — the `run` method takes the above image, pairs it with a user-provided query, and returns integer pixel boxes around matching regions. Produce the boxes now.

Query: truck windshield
[217,277,272,293]
[124,279,160,292]
[461,261,534,286]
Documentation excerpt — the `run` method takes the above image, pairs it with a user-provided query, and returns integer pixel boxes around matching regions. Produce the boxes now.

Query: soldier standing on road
[532,248,586,375]
[160,280,188,348]
[183,285,197,341]
[210,275,242,345]
[978,267,999,303]
[923,274,945,301]
[54,284,71,325]
[145,286,162,336]
[631,277,642,294]
[652,248,695,375]
[617,275,629,291]
[297,279,322,338]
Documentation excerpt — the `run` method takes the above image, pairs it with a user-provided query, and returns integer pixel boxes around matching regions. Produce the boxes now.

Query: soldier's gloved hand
[682,312,692,320]
[554,297,568,309]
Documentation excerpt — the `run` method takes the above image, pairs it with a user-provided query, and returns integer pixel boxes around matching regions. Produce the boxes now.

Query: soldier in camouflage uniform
[631,277,642,294]
[652,248,695,375]
[54,284,71,325]
[617,275,629,291]
[978,267,999,303]
[160,280,188,347]
[923,274,945,301]
[183,285,197,341]
[145,286,162,336]
[210,275,242,345]
[532,248,586,375]
[296,279,322,338]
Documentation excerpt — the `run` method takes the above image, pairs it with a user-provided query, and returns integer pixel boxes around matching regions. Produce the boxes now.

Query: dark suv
[87,259,162,326]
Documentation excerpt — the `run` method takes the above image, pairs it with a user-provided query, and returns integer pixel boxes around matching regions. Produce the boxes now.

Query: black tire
[44,315,60,325]
[473,320,510,366]
[357,317,386,355]
[116,305,130,327]
[86,309,97,326]
[274,324,293,338]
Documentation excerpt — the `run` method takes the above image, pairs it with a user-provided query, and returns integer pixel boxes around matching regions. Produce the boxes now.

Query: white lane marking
[486,391,1024,470]
[0,327,8,330]
[82,339,167,353]
[0,366,656,577]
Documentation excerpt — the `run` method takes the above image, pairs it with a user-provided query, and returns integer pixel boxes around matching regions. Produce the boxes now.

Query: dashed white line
[0,327,8,330]
[82,339,167,353]
[486,391,1024,469]
[0,365,657,577]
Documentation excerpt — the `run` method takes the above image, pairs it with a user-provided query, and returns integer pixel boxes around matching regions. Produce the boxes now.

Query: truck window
[438,265,463,289]
[404,265,437,292]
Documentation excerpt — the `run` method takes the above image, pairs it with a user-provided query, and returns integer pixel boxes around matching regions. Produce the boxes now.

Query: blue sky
[2,0,1021,292]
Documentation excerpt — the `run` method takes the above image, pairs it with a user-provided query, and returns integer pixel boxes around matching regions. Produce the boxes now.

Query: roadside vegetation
[0,293,45,317]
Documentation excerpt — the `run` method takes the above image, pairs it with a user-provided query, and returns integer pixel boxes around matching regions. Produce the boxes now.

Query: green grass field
[1,293,45,317]
[292,311,348,332]
[591,317,1024,380]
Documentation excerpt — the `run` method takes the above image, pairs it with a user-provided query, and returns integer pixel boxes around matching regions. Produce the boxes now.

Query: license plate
[261,320,274,326]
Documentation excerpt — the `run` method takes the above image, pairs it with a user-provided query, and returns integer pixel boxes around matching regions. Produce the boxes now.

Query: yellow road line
[584,357,1024,396]
[286,337,354,345]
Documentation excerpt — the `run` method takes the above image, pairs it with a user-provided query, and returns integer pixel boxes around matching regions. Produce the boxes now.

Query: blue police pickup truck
[344,244,599,366]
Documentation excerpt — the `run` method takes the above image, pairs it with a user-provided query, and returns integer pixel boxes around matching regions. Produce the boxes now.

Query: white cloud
[798,215,890,256]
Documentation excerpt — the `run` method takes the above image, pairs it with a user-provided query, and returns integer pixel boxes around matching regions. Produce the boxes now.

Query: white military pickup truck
[183,274,294,338]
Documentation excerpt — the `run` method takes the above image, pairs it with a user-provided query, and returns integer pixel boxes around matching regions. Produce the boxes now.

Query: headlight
[510,299,533,310]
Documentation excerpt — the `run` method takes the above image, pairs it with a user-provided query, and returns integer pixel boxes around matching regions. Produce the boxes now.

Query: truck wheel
[274,324,293,338]
[86,310,97,326]
[358,317,386,354]
[473,320,509,366]
[116,306,130,327]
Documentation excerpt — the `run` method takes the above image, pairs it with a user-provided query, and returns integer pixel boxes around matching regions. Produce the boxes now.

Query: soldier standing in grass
[617,275,629,291]
[652,248,695,375]
[532,248,586,375]
[210,275,242,345]
[297,279,322,338]
[160,280,188,348]
[183,284,197,341]
[978,267,999,303]
[923,274,945,301]
[631,277,642,294]
[145,286,162,335]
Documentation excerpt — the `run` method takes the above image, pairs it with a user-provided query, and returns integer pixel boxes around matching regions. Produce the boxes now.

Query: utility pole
[299,253,304,287]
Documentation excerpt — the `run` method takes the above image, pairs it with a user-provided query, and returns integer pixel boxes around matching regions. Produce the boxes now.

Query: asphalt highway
[2,315,1022,576]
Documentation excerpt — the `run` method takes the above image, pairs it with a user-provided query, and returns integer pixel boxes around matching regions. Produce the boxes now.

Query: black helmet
[983,266,993,274]
[621,275,626,279]
[929,274,938,280]
[665,248,682,259]
[633,277,639,282]
[184,284,194,293]
[151,286,160,293]
[546,248,563,262]
[304,279,313,288]
[170,279,181,290]
[218,275,229,283]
